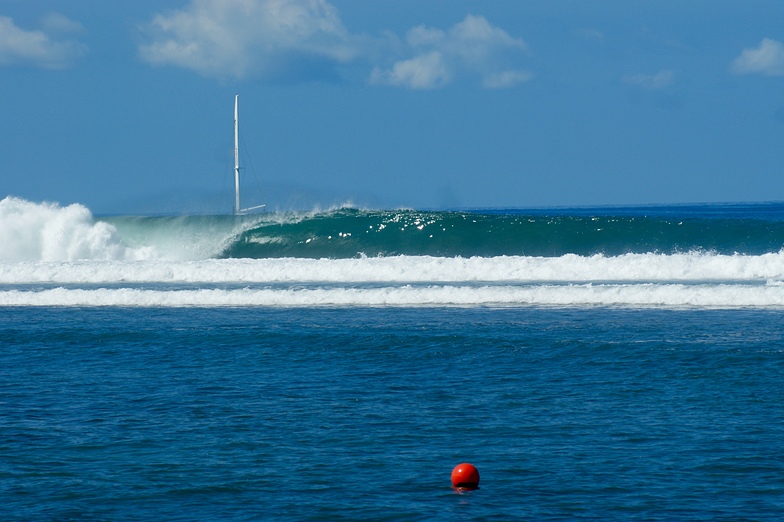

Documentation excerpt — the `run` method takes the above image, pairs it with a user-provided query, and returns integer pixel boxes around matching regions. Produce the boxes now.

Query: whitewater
[3,195,784,308]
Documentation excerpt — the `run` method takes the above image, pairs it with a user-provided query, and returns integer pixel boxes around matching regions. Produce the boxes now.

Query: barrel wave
[220,207,784,259]
[4,196,784,307]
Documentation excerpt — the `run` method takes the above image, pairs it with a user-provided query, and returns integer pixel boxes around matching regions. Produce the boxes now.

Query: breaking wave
[4,196,784,308]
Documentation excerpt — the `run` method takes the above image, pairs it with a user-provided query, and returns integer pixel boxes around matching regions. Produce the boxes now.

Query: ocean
[1,196,783,520]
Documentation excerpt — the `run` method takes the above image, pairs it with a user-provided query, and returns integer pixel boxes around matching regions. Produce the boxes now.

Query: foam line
[2,283,784,308]
[2,253,784,285]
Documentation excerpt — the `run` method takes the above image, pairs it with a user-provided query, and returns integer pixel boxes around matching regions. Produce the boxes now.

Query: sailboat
[233,94,265,214]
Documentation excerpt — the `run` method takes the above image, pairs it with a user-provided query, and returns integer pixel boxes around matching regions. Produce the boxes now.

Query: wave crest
[0,197,155,261]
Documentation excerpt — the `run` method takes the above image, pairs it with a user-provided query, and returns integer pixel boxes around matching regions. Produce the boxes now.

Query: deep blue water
[2,306,783,520]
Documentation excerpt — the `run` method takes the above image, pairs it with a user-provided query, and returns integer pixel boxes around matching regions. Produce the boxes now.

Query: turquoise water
[109,203,784,259]
[2,197,784,519]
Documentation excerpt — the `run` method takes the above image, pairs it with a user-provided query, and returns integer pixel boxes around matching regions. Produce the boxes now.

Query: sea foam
[2,283,784,308]
[1,253,783,285]
[0,197,154,261]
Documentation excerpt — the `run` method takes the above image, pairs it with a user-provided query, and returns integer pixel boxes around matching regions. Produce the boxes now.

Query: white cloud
[0,14,86,69]
[483,69,534,89]
[623,69,675,89]
[41,12,85,34]
[370,51,451,90]
[406,26,445,48]
[138,0,362,80]
[731,38,784,77]
[371,14,531,90]
[139,2,531,88]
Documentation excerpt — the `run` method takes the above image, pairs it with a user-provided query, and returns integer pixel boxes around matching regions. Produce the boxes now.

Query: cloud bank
[138,0,530,88]
[0,14,86,69]
[370,15,531,90]
[139,0,364,80]
[731,38,784,77]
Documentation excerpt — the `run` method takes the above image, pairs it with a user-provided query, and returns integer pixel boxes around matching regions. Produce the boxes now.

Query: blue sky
[1,0,783,214]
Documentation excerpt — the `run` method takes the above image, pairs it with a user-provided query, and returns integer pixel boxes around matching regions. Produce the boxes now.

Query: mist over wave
[0,197,151,261]
[0,197,253,261]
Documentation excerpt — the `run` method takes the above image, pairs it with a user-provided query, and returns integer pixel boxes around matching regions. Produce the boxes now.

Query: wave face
[221,206,784,259]
[4,196,784,307]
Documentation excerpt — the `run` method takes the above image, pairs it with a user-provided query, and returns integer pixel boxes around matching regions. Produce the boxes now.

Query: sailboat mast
[234,94,240,215]
[230,94,264,215]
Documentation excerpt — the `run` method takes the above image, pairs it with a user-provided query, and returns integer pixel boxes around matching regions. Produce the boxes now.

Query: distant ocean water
[1,196,784,520]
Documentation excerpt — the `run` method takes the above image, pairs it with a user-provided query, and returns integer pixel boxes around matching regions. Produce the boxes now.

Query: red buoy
[451,463,480,489]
